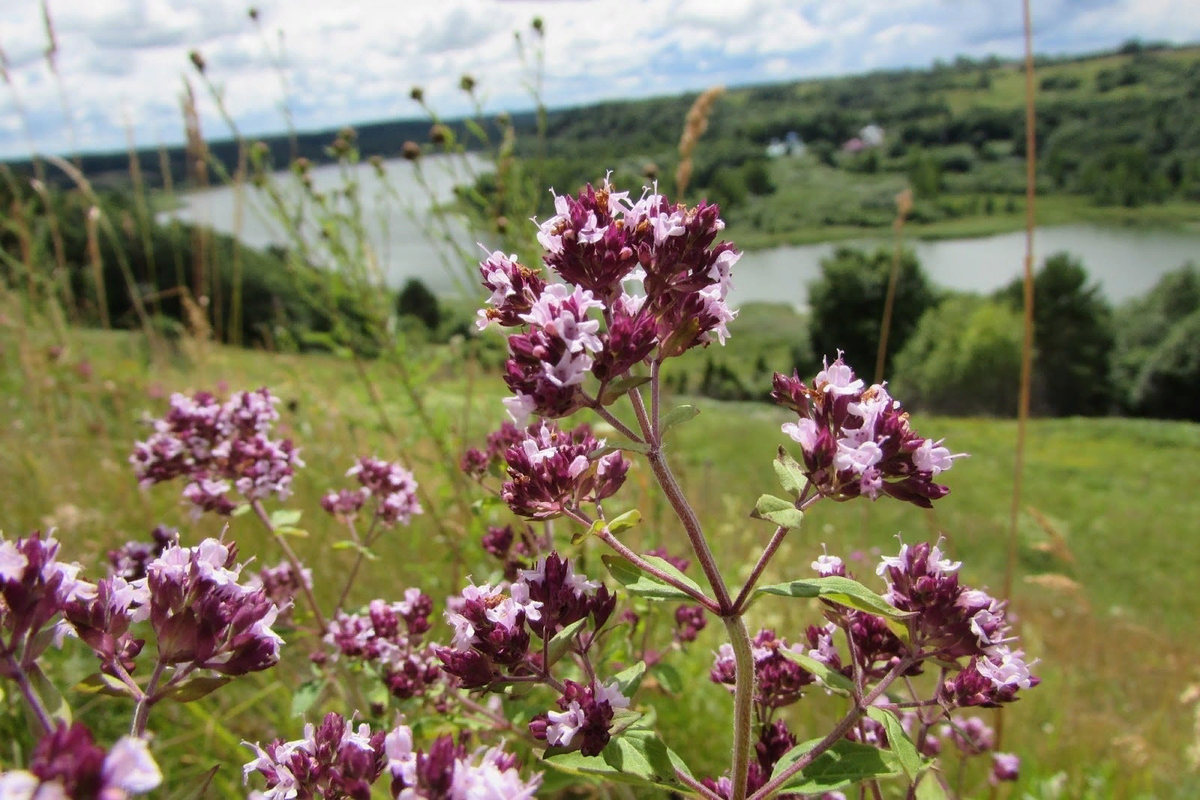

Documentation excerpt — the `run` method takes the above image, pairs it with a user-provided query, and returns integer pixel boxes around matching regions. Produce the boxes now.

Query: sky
[1,0,1199,161]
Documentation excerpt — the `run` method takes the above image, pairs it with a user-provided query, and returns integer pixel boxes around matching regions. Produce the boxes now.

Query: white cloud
[0,0,1197,160]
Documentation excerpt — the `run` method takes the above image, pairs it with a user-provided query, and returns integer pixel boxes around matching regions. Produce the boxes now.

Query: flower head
[773,355,965,508]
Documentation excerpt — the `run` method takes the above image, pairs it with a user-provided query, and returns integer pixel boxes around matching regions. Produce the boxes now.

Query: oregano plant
[0,178,1036,800]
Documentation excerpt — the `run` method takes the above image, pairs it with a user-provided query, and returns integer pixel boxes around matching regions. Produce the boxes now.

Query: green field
[4,323,1197,798]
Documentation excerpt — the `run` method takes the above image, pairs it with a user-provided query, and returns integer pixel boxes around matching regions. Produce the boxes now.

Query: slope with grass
[3,324,1198,797]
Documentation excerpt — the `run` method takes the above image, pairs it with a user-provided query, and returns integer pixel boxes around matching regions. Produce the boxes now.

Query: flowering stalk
[130,659,166,738]
[3,653,53,735]
[250,499,326,631]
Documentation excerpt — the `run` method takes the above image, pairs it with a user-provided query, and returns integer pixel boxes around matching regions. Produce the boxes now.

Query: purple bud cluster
[130,388,303,516]
[772,356,965,508]
[0,722,160,799]
[710,629,816,710]
[460,422,526,481]
[247,560,313,625]
[321,457,423,526]
[500,421,628,520]
[480,524,538,581]
[673,605,707,645]
[476,179,739,425]
[384,724,542,799]
[324,590,441,701]
[107,526,178,581]
[529,679,631,756]
[144,539,284,675]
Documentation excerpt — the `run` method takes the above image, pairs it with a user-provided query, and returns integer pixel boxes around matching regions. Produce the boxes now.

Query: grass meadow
[3,319,1198,798]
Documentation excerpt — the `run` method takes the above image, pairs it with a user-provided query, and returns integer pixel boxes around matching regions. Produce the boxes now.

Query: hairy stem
[640,429,731,610]
[334,510,382,616]
[724,615,756,800]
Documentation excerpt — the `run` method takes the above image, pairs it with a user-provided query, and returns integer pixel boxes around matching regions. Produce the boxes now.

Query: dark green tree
[1130,310,1200,420]
[1111,263,1200,413]
[892,296,1023,416]
[396,278,441,331]
[997,252,1115,416]
[807,246,937,379]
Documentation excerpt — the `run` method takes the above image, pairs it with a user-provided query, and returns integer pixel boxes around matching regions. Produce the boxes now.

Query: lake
[167,155,1200,308]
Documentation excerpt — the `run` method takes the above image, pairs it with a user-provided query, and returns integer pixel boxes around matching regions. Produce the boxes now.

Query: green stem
[251,499,327,631]
[131,659,166,738]
[724,615,756,800]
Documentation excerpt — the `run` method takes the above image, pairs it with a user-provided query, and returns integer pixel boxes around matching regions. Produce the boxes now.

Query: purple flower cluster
[476,179,739,425]
[0,722,160,800]
[460,422,525,480]
[710,629,816,710]
[480,524,537,582]
[384,724,542,799]
[245,715,540,800]
[1,533,84,671]
[772,356,964,508]
[243,712,387,800]
[875,540,1039,706]
[321,457,423,527]
[61,573,149,675]
[130,388,303,516]
[107,526,178,581]
[144,539,284,675]
[500,421,628,520]
[437,553,626,755]
[324,590,440,700]
[247,560,313,625]
[529,679,631,756]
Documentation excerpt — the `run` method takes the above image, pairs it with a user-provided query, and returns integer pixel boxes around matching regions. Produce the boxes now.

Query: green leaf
[545,618,588,667]
[653,663,683,695]
[164,675,233,703]
[607,509,643,535]
[756,576,912,620]
[231,503,252,518]
[915,773,951,800]
[773,446,809,499]
[611,661,647,697]
[291,679,324,718]
[74,672,135,699]
[600,376,652,405]
[276,526,309,538]
[867,706,922,780]
[269,509,303,528]
[28,664,70,726]
[660,404,699,435]
[779,649,855,695]
[543,730,693,791]
[165,766,219,800]
[601,555,696,602]
[330,540,378,559]
[772,738,899,793]
[751,493,805,529]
